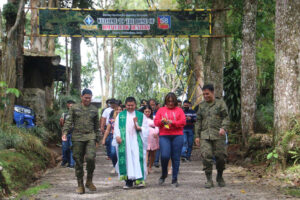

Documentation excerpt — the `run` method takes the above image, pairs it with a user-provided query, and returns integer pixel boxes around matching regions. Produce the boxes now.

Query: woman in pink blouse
[142,105,159,174]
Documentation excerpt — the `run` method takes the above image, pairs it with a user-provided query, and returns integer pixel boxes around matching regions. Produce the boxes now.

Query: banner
[38,8,211,38]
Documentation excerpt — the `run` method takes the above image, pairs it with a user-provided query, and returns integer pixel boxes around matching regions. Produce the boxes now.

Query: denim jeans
[62,133,75,166]
[181,129,194,159]
[159,135,184,180]
[154,149,160,165]
[105,133,113,157]
[106,133,117,167]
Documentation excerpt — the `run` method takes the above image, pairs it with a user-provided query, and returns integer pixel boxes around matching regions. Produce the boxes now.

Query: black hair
[141,105,153,119]
[125,96,136,104]
[67,100,75,104]
[183,100,191,104]
[148,99,156,104]
[81,88,92,96]
[116,100,122,106]
[164,92,178,107]
[202,84,214,92]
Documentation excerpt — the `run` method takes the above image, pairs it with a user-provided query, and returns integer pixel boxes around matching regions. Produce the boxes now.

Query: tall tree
[274,0,300,135]
[69,0,93,94]
[71,37,82,93]
[0,0,25,123]
[241,0,258,146]
[204,0,225,98]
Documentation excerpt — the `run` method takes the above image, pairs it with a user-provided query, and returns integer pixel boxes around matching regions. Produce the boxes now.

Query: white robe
[112,110,149,180]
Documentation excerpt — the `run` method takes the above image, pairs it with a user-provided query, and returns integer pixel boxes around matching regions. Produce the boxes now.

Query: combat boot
[204,172,214,188]
[76,179,85,194]
[85,176,97,191]
[216,170,226,187]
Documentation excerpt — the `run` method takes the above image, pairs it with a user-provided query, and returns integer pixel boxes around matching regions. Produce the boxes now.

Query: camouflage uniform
[63,103,100,182]
[195,98,230,174]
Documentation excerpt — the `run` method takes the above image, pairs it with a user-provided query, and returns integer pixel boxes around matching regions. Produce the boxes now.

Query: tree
[0,0,25,124]
[274,0,300,135]
[204,0,225,98]
[241,0,258,146]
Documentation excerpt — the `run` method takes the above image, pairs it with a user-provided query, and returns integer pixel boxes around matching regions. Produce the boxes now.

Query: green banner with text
[38,9,211,37]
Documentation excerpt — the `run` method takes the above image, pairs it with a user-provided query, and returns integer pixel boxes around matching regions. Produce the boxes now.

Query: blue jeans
[154,149,160,165]
[62,134,75,167]
[181,129,194,159]
[105,133,113,157]
[106,133,117,167]
[159,135,184,180]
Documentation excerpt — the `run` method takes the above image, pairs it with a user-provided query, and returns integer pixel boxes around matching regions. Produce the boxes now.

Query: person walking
[62,89,100,194]
[194,84,230,188]
[102,105,123,173]
[113,97,149,189]
[142,105,159,174]
[154,92,186,187]
[181,100,197,162]
[60,100,75,168]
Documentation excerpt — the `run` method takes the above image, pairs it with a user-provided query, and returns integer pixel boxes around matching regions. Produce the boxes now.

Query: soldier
[194,84,230,188]
[62,89,100,194]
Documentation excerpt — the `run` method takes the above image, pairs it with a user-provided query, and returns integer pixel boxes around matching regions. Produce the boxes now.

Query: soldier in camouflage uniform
[62,89,100,194]
[194,84,230,188]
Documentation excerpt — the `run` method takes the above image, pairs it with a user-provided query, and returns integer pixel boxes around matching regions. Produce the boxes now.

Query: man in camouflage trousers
[194,84,230,188]
[62,89,100,194]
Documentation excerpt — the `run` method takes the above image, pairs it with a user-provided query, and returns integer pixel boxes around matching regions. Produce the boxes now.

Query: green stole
[118,110,145,181]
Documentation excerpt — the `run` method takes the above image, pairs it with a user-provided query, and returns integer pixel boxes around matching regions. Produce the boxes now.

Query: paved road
[32,147,292,200]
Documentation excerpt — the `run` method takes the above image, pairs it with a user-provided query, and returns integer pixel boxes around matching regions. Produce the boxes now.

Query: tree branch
[7,0,25,39]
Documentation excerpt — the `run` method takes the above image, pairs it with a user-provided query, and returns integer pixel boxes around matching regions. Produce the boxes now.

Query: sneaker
[181,157,187,162]
[123,185,133,190]
[158,176,165,185]
[171,179,179,187]
[154,163,160,168]
[61,161,67,167]
[110,168,116,174]
[135,180,146,189]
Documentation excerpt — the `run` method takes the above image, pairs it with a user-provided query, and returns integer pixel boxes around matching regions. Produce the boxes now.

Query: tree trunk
[274,0,300,135]
[204,0,225,98]
[0,0,25,124]
[111,39,115,98]
[188,38,204,105]
[65,37,70,95]
[103,38,111,101]
[241,0,258,146]
[96,38,104,108]
[71,37,82,94]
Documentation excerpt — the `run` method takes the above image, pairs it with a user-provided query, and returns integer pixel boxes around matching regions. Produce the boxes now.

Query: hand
[101,139,105,146]
[195,138,200,146]
[187,116,191,120]
[133,117,138,123]
[62,134,67,141]
[116,136,122,144]
[96,142,99,148]
[219,128,226,136]
[153,134,158,138]
[101,127,105,134]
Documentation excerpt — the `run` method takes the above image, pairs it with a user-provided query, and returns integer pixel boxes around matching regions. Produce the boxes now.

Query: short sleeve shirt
[102,107,113,125]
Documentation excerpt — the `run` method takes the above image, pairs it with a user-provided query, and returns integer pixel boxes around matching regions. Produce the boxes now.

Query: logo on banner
[80,15,97,30]
[157,16,171,29]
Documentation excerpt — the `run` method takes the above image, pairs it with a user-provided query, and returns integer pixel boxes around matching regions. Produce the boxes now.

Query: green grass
[286,165,300,174]
[14,183,51,200]
[282,187,300,198]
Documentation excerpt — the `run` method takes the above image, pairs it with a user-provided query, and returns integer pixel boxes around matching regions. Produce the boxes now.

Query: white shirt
[102,107,113,125]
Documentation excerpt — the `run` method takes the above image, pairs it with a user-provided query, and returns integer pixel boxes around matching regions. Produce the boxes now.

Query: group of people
[61,84,230,194]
